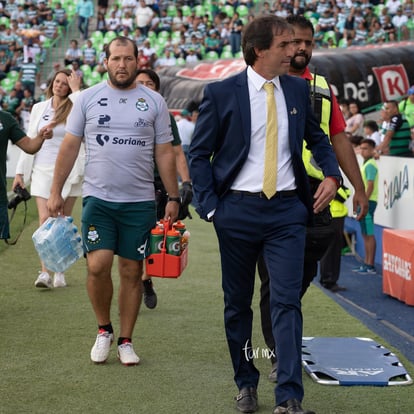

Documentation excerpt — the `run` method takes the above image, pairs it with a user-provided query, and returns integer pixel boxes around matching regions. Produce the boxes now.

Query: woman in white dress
[13,69,84,289]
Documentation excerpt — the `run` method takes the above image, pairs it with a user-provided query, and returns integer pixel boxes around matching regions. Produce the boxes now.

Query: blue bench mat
[302,337,413,386]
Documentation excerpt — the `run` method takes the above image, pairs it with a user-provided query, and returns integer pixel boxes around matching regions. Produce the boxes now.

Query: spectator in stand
[0,48,10,81]
[316,0,330,15]
[229,11,243,56]
[107,3,122,19]
[98,0,109,15]
[18,57,39,95]
[402,0,413,16]
[399,86,414,127]
[363,120,382,146]
[342,8,355,41]
[10,3,26,21]
[313,24,325,47]
[41,12,59,41]
[345,100,365,136]
[204,28,222,57]
[37,0,52,24]
[318,8,336,32]
[0,26,18,51]
[172,8,185,31]
[96,12,107,34]
[2,0,17,19]
[53,2,68,32]
[12,80,25,102]
[71,60,84,81]
[65,39,83,66]
[120,10,135,32]
[135,0,154,36]
[392,7,409,39]
[349,134,364,154]
[141,38,156,59]
[94,43,108,74]
[368,20,387,43]
[155,8,173,34]
[119,26,133,40]
[15,87,34,130]
[353,20,369,45]
[153,48,176,69]
[382,14,396,41]
[132,27,146,48]
[106,10,122,33]
[376,100,412,156]
[2,88,20,118]
[76,0,94,41]
[185,48,199,64]
[387,0,403,16]
[120,0,138,15]
[137,47,150,68]
[83,39,97,68]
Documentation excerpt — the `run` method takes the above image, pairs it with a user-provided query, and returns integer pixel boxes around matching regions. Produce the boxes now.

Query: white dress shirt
[231,66,296,192]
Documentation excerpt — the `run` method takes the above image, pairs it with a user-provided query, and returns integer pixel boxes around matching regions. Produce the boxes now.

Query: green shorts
[360,200,377,236]
[81,196,156,260]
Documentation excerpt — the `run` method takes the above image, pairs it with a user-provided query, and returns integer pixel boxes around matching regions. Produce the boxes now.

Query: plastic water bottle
[32,216,84,273]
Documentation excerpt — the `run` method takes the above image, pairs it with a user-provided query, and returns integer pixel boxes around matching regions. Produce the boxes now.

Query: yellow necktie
[262,82,278,199]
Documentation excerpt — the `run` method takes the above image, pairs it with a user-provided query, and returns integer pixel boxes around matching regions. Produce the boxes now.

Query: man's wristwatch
[167,196,181,203]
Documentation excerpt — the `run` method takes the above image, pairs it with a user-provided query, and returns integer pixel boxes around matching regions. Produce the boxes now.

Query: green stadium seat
[167,4,177,17]
[236,4,249,17]
[181,5,192,16]
[1,77,14,92]
[222,4,234,18]
[220,50,233,59]
[84,71,102,87]
[80,64,92,77]
[7,70,19,82]
[205,50,219,60]
[176,57,186,66]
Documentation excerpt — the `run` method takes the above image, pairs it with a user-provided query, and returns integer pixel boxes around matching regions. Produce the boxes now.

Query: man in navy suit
[189,16,341,414]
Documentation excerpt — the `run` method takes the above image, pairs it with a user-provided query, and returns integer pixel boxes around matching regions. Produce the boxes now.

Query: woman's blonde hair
[46,69,75,125]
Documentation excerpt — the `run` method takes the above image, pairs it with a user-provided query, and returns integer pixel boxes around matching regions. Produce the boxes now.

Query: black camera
[8,184,31,209]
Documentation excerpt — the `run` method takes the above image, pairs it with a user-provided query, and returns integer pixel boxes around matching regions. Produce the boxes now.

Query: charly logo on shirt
[0,121,3,131]
[136,98,149,111]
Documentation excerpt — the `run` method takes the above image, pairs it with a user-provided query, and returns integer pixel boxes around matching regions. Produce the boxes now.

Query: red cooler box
[146,221,188,278]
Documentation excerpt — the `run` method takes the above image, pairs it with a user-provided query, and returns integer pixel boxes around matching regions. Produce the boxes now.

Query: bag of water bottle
[32,216,84,273]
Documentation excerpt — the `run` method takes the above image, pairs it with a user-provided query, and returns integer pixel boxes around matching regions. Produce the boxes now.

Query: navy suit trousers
[213,191,308,405]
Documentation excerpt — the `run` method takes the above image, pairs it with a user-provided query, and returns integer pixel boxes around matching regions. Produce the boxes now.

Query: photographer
[1,111,53,240]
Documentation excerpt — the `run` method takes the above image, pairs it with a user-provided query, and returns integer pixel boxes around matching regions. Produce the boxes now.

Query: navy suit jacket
[189,69,341,222]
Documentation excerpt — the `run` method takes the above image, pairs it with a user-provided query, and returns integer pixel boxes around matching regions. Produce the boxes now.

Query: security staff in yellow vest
[258,15,368,383]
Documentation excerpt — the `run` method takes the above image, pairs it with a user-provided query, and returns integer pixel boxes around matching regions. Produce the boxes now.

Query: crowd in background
[0,0,413,131]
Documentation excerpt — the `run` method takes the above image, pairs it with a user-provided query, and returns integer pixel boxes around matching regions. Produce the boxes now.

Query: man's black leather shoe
[273,399,315,414]
[235,387,258,413]
[268,361,278,382]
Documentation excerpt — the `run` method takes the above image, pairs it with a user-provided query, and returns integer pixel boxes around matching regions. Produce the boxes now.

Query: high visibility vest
[302,73,332,181]
[301,73,349,216]
[330,185,351,218]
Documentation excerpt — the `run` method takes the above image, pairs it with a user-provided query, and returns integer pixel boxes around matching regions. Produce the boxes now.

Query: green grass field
[1,199,413,413]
